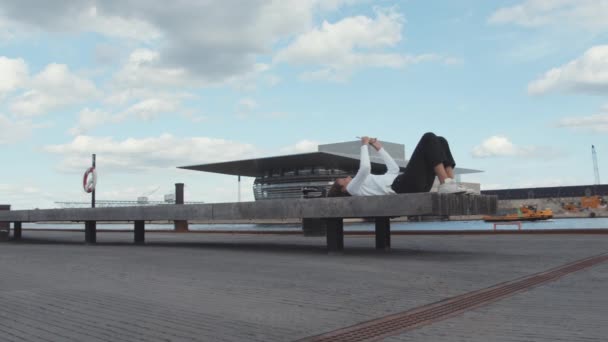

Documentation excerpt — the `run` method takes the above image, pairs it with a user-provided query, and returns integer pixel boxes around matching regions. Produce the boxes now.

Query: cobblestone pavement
[0,230,607,341]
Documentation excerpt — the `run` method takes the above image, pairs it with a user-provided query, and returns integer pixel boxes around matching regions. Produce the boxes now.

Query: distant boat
[484,205,553,222]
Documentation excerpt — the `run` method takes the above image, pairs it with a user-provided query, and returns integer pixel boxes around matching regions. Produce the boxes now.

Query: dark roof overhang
[179,152,394,177]
[179,152,482,177]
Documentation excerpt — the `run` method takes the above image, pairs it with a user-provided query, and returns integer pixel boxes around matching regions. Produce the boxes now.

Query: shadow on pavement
[3,236,490,260]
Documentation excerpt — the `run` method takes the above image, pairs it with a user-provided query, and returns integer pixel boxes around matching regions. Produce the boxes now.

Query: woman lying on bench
[327,132,470,197]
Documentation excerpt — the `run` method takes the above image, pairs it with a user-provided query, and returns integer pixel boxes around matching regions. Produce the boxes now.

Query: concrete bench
[0,193,496,252]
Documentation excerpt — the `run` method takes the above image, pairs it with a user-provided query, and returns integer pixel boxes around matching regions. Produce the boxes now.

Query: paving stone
[0,231,606,341]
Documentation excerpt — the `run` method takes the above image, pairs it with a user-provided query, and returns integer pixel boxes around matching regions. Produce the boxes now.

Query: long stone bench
[0,193,496,252]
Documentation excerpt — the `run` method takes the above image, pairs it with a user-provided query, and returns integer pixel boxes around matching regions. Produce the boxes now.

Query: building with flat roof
[180,141,482,201]
[481,184,608,200]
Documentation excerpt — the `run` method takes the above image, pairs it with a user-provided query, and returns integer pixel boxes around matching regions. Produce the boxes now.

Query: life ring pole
[91,154,96,208]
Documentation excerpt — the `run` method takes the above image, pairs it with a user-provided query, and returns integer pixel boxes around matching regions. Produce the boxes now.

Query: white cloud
[262,112,289,119]
[0,182,55,209]
[69,92,197,135]
[280,140,320,154]
[235,97,259,119]
[489,0,608,31]
[122,98,181,121]
[0,3,161,42]
[104,85,192,108]
[109,48,270,94]
[81,6,161,41]
[0,56,28,97]
[238,98,258,111]
[181,111,208,123]
[0,114,33,144]
[43,135,324,179]
[528,45,608,95]
[234,97,290,120]
[0,1,360,84]
[472,135,545,158]
[276,7,405,64]
[69,108,116,136]
[275,8,451,81]
[3,2,441,88]
[112,49,193,89]
[10,63,99,116]
[556,105,608,132]
[43,134,259,173]
[472,136,518,158]
[0,17,14,40]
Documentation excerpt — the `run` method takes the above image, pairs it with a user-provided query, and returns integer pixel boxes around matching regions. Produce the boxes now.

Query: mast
[592,145,600,185]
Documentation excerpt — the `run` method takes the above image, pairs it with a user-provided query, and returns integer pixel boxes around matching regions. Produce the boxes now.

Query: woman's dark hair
[327,180,351,197]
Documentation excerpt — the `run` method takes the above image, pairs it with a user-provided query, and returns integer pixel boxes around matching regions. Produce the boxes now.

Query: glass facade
[253,167,354,200]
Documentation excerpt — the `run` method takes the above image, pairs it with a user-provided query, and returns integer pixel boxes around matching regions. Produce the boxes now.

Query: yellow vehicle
[562,196,607,212]
[483,205,553,222]
[562,202,579,212]
[580,196,606,209]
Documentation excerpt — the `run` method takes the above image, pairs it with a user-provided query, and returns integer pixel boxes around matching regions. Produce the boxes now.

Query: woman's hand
[370,138,382,151]
[361,136,371,146]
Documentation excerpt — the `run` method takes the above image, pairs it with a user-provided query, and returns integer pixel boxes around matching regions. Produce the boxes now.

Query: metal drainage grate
[300,253,608,342]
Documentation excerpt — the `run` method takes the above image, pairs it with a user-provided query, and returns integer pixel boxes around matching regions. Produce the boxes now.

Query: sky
[1,0,608,209]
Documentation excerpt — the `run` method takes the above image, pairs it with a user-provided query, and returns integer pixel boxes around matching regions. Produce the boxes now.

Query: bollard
[85,221,97,244]
[0,205,9,240]
[174,183,189,232]
[302,218,327,236]
[375,217,391,251]
[134,221,145,244]
[325,218,344,253]
[14,222,22,240]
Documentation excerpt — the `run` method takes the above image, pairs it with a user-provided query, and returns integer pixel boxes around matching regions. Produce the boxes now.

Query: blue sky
[1,0,607,209]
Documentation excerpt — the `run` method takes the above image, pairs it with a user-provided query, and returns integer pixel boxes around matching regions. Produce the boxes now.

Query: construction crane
[137,186,161,204]
[592,145,600,185]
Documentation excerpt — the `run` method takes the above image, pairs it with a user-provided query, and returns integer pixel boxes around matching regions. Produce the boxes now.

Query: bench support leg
[13,222,22,240]
[375,217,391,251]
[174,220,189,232]
[325,218,344,253]
[85,221,97,244]
[134,221,145,245]
[302,218,327,236]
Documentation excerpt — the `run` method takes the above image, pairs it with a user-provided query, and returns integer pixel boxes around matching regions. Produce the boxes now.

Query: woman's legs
[446,166,455,179]
[437,136,456,167]
[434,164,450,184]
[437,136,456,179]
[391,132,457,193]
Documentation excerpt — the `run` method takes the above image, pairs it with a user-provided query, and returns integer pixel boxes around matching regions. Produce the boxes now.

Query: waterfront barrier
[0,193,496,252]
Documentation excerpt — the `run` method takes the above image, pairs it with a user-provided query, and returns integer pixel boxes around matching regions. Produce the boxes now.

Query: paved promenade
[1,230,607,341]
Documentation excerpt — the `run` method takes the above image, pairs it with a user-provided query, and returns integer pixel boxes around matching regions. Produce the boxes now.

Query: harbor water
[18,217,608,232]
